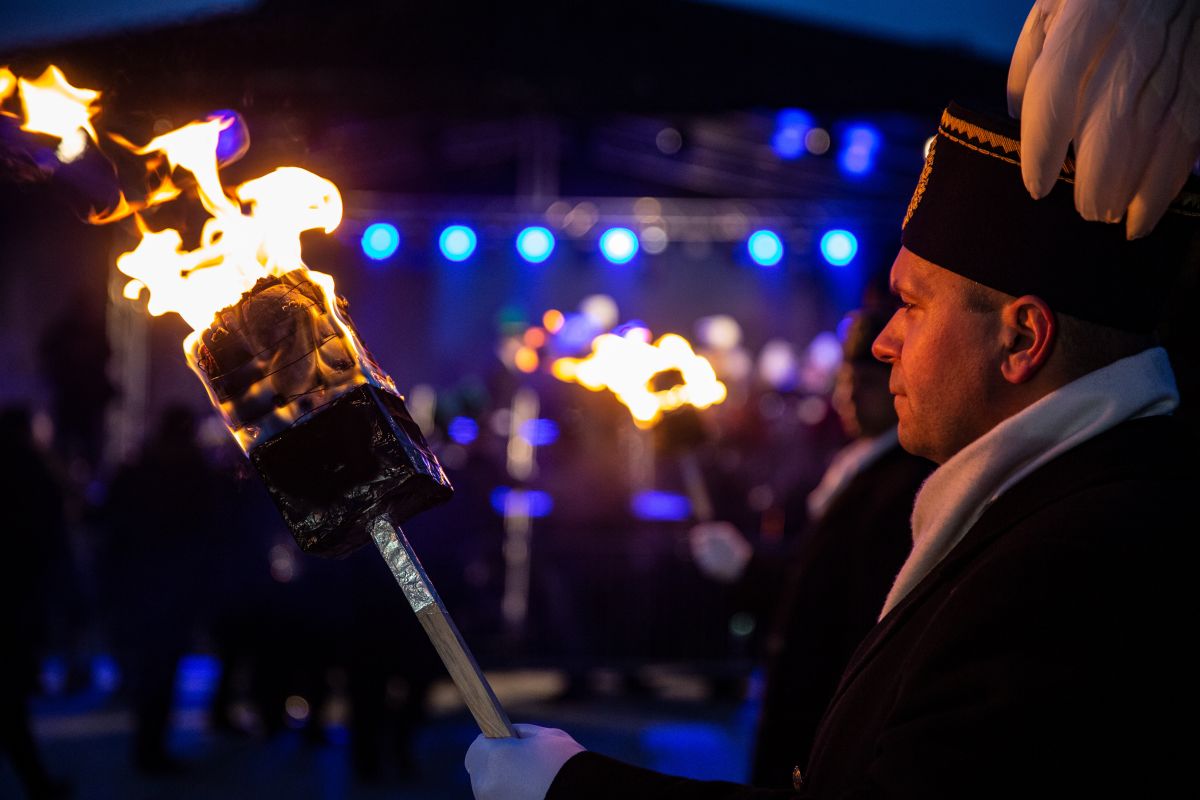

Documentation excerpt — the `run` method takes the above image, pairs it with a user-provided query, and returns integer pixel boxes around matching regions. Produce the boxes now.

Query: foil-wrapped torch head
[190,269,452,558]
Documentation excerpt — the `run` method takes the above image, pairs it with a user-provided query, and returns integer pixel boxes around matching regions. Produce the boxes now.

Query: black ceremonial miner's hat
[900,103,1200,333]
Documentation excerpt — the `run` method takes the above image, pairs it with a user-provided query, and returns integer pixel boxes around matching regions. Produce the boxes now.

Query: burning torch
[2,64,514,738]
[552,327,728,522]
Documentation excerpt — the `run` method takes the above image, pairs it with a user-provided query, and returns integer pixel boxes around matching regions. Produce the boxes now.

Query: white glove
[689,521,753,584]
[1008,0,1200,238]
[465,723,585,800]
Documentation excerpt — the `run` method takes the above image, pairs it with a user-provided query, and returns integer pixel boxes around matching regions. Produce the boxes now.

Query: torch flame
[7,64,392,452]
[134,118,238,216]
[553,330,727,428]
[109,112,344,332]
[0,67,15,105]
[16,65,101,164]
[5,65,250,224]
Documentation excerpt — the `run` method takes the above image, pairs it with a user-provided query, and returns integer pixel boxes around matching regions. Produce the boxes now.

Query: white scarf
[807,428,901,521]
[879,347,1179,620]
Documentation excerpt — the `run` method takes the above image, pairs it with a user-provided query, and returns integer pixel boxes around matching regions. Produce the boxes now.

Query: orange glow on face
[542,309,565,333]
[552,330,727,427]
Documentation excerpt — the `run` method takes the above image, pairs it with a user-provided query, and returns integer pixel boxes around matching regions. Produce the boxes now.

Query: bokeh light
[599,227,639,264]
[439,225,477,261]
[772,109,813,160]
[361,222,400,260]
[490,488,554,518]
[631,491,691,521]
[747,229,784,267]
[580,294,619,330]
[516,226,555,263]
[514,346,539,373]
[519,418,559,446]
[542,309,565,333]
[839,124,881,176]
[820,229,858,266]
[448,416,479,445]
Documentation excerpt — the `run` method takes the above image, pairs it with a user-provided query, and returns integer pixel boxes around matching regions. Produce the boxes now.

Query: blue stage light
[516,226,556,263]
[778,109,813,131]
[631,491,691,522]
[448,416,479,445]
[599,227,639,264]
[820,229,858,267]
[772,108,813,160]
[839,125,881,176]
[490,487,554,518]
[557,313,597,352]
[39,656,68,696]
[176,654,221,701]
[614,319,651,340]
[361,223,400,260]
[747,230,784,267]
[91,653,121,693]
[519,418,559,446]
[439,225,478,262]
[208,109,250,165]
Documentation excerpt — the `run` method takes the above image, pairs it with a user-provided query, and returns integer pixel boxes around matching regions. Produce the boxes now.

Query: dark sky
[0,0,259,50]
[2,0,1029,60]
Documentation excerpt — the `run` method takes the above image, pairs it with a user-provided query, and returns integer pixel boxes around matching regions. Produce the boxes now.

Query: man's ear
[999,295,1055,384]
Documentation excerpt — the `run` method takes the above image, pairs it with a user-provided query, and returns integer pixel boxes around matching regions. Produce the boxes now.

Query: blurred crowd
[2,278,895,798]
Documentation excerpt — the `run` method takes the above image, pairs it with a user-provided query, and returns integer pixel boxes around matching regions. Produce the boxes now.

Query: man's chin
[895,419,935,462]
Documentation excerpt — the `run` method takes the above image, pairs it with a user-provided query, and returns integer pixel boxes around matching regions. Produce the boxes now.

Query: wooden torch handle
[369,516,516,738]
[679,451,714,522]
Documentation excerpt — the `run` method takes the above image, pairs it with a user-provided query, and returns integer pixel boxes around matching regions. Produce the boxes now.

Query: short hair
[956,279,1155,376]
[961,280,1005,315]
[1053,313,1155,377]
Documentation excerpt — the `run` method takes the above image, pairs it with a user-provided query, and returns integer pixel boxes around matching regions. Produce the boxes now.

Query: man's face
[871,248,1005,464]
[832,361,895,440]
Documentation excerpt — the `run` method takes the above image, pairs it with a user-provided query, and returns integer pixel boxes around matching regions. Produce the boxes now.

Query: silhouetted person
[37,291,116,476]
[689,311,934,788]
[101,405,230,773]
[0,406,72,799]
[342,543,438,783]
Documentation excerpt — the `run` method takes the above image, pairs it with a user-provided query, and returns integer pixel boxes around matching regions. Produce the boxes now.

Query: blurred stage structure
[0,0,1011,701]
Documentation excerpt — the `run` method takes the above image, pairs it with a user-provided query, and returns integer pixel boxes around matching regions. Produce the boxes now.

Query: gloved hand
[689,521,753,584]
[1007,0,1200,238]
[465,723,586,800]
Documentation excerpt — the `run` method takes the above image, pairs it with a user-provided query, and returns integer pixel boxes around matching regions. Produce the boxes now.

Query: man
[465,104,1198,798]
[690,309,933,789]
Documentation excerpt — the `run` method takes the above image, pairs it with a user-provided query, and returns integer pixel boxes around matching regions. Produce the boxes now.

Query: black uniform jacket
[547,415,1195,799]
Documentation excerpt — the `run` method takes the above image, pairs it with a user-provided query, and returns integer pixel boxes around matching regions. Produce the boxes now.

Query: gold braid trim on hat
[939,108,1078,179]
[906,107,1199,228]
[938,130,1021,167]
[939,109,1019,155]
[902,136,935,230]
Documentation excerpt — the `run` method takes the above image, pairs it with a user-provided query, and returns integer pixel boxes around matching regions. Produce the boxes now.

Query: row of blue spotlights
[745,229,856,267]
[362,223,858,267]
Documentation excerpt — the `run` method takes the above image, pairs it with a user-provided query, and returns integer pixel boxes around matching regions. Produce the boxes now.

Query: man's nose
[871,318,900,364]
